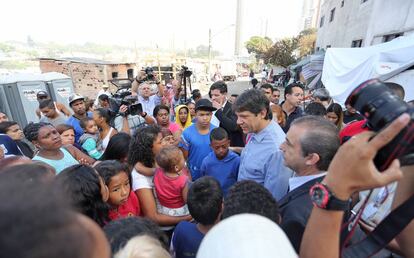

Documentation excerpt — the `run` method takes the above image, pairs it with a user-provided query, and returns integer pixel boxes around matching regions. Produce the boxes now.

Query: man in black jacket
[278,116,340,252]
[210,81,244,147]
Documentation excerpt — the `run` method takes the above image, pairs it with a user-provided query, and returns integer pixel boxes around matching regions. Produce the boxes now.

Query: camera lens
[346,78,414,170]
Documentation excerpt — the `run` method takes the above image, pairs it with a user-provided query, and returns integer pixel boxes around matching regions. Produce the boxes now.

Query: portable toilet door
[4,80,49,127]
[0,84,13,121]
[46,78,74,113]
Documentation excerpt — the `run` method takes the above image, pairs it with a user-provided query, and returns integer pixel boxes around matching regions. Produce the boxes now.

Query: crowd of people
[0,70,413,258]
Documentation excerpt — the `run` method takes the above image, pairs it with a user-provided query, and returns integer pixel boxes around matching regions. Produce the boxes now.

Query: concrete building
[299,0,321,31]
[39,57,136,98]
[316,0,414,50]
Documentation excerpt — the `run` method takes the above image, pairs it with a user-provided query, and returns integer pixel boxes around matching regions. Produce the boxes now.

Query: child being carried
[154,145,189,216]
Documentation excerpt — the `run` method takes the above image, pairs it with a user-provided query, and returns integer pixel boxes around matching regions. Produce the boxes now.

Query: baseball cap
[36,91,49,98]
[68,94,85,105]
[195,99,217,112]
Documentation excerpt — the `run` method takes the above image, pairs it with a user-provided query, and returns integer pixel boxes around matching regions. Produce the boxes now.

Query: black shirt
[281,102,304,133]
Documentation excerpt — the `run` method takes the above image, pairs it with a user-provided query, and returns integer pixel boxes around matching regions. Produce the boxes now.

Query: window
[112,72,118,78]
[326,45,332,48]
[316,47,320,51]
[351,40,363,48]
[341,0,345,7]
[127,69,134,79]
[383,33,403,42]
[330,8,335,22]
[320,16,325,27]
[361,0,368,3]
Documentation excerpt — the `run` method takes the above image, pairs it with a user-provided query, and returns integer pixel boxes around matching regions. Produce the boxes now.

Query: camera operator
[301,113,412,258]
[130,70,165,116]
[113,95,155,135]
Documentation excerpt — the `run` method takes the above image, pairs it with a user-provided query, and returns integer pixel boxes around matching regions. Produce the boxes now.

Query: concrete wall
[316,0,414,49]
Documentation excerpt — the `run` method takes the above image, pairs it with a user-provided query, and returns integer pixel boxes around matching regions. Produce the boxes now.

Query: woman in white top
[129,125,191,227]
[93,108,117,150]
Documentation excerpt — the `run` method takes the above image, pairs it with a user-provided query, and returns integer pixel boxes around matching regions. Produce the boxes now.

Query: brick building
[39,57,136,98]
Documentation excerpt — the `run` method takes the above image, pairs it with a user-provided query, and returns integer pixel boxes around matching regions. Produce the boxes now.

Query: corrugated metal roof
[0,72,70,84]
[38,57,135,65]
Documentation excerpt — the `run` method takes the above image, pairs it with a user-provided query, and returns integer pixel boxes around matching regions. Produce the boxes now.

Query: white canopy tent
[322,35,414,105]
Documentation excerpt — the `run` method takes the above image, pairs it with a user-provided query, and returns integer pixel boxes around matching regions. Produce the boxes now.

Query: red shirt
[339,119,369,144]
[154,168,188,208]
[108,191,141,221]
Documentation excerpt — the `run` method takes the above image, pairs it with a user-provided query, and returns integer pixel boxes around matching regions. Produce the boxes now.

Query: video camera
[112,90,143,116]
[346,79,414,170]
[144,67,155,81]
[179,65,192,78]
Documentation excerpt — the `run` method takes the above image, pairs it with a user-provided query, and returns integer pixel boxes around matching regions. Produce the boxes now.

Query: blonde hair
[115,235,171,258]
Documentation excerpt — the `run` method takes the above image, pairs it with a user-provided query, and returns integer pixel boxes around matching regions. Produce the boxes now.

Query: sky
[0,0,303,56]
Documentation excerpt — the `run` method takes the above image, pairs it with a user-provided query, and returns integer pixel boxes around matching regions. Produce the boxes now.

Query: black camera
[345,79,414,170]
[145,67,155,81]
[121,95,143,116]
[179,65,192,78]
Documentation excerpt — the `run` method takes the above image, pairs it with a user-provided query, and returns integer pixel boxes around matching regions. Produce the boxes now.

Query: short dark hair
[0,170,94,258]
[79,117,94,130]
[55,164,109,227]
[273,88,280,93]
[95,160,130,186]
[385,82,405,99]
[98,94,109,102]
[103,217,169,254]
[155,145,182,172]
[233,89,271,120]
[222,180,280,223]
[95,108,115,124]
[291,116,340,171]
[210,127,228,141]
[0,121,18,134]
[304,102,327,116]
[153,104,170,117]
[23,122,52,142]
[260,83,274,92]
[38,99,55,109]
[188,176,223,225]
[231,94,239,98]
[210,81,228,94]
[284,83,304,99]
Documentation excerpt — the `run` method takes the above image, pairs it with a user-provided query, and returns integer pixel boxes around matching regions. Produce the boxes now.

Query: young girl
[153,145,189,216]
[326,103,345,130]
[95,160,141,221]
[79,117,104,160]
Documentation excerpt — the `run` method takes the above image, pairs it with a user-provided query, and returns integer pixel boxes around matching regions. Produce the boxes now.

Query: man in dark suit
[278,116,340,252]
[210,81,244,147]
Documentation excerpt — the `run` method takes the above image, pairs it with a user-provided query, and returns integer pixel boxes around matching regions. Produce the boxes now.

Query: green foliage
[0,43,15,53]
[245,36,273,60]
[297,28,317,57]
[264,37,298,68]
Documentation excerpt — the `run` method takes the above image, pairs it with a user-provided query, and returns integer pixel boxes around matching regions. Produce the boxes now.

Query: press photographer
[301,79,414,258]
[130,69,165,116]
[113,95,155,135]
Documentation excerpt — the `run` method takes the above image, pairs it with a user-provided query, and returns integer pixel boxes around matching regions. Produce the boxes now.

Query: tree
[297,28,317,57]
[245,36,273,60]
[264,37,298,68]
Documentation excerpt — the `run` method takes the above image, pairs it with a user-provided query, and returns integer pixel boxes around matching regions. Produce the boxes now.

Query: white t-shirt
[132,168,153,191]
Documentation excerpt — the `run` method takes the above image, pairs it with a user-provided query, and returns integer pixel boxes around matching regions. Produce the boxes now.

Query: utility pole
[234,0,243,57]
[208,28,212,80]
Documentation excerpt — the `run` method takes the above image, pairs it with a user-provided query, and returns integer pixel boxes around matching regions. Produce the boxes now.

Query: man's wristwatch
[309,183,350,211]
[141,112,147,118]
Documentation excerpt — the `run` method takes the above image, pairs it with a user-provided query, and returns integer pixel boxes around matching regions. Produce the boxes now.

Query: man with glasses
[281,83,304,132]
[35,91,71,120]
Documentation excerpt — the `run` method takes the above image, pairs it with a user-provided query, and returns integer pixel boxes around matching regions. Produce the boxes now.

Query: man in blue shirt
[234,89,293,201]
[66,94,93,144]
[179,99,216,181]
